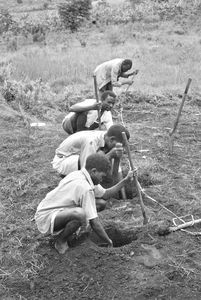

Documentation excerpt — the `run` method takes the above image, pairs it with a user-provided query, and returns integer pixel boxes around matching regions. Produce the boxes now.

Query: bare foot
[55,240,69,254]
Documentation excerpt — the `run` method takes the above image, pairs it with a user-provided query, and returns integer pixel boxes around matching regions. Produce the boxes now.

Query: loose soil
[1,91,201,299]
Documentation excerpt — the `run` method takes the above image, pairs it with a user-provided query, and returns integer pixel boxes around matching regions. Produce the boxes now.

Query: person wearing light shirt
[35,153,135,254]
[51,124,130,177]
[62,91,116,134]
[94,58,138,95]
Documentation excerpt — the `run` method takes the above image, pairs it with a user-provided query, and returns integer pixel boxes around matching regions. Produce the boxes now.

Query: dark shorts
[62,112,88,134]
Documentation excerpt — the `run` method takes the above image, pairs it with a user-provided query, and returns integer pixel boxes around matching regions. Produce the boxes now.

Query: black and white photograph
[1,0,201,299]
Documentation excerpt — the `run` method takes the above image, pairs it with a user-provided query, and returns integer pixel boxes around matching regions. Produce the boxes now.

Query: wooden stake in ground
[122,132,148,225]
[169,78,192,153]
[93,75,101,130]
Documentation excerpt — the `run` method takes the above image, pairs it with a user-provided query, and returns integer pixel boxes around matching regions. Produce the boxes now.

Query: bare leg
[76,112,88,131]
[54,208,86,254]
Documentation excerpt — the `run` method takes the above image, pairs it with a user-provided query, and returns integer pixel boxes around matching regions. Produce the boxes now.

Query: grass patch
[0,23,198,97]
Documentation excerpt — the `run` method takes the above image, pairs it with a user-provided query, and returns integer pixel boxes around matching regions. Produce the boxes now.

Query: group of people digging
[35,58,138,254]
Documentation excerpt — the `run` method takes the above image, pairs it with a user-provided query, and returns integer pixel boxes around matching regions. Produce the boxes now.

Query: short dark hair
[85,153,111,173]
[122,59,132,68]
[101,91,116,102]
[107,124,130,143]
[121,59,132,73]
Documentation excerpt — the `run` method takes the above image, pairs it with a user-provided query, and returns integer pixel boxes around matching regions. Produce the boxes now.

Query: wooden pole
[169,78,192,152]
[93,75,101,130]
[122,132,148,225]
[118,169,127,200]
[111,143,126,200]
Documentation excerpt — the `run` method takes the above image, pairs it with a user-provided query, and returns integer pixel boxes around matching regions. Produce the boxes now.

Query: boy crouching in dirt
[35,153,134,254]
[52,124,130,177]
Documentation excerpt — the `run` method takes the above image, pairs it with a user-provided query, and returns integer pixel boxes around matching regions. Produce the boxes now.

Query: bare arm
[105,146,123,161]
[120,72,133,78]
[103,177,127,199]
[113,78,133,87]
[103,170,135,200]
[120,70,139,78]
[90,218,112,246]
[69,100,98,113]
[112,81,122,87]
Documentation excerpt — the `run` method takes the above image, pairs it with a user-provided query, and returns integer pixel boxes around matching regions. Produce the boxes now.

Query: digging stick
[169,78,192,152]
[111,143,127,200]
[118,169,127,200]
[122,132,148,225]
[93,75,101,130]
[112,158,126,200]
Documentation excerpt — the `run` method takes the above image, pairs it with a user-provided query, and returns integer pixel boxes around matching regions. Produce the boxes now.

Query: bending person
[62,91,116,134]
[51,124,130,177]
[93,58,139,95]
[35,153,135,254]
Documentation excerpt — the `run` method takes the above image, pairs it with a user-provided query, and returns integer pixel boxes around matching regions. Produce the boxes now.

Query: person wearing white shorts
[51,124,130,177]
[35,153,135,254]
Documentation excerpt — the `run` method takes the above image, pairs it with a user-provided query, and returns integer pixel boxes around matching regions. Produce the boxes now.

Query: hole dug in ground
[90,220,139,248]
[105,227,137,247]
[89,203,157,248]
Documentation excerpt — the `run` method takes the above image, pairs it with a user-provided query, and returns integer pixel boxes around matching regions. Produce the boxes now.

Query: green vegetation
[58,0,92,32]
[0,9,17,34]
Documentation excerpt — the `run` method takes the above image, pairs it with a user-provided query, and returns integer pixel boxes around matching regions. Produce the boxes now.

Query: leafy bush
[58,0,92,32]
[1,79,63,120]
[0,9,16,35]
[92,1,136,25]
[92,0,201,26]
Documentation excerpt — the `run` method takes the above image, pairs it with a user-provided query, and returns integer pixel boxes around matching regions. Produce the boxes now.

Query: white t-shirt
[55,130,106,168]
[94,58,124,90]
[36,168,105,222]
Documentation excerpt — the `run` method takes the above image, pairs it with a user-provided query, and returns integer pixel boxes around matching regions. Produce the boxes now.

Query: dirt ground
[1,90,201,299]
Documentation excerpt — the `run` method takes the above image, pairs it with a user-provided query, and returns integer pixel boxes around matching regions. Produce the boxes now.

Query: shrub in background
[0,9,15,35]
[92,1,136,25]
[58,0,92,32]
[1,79,64,120]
